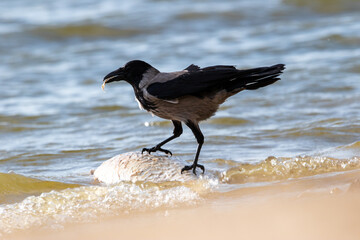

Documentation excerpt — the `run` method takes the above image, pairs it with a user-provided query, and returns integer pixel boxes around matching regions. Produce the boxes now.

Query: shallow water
[1,0,360,235]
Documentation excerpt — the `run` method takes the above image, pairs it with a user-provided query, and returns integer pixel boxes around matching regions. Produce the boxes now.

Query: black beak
[103,67,125,85]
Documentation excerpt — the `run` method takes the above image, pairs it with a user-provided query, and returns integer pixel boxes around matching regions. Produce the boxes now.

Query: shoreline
[8,169,360,240]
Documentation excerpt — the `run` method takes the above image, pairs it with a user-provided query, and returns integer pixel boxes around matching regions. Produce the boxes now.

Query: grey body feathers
[139,68,229,122]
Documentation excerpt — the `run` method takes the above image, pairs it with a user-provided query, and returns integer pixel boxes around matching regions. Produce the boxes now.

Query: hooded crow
[103,60,285,174]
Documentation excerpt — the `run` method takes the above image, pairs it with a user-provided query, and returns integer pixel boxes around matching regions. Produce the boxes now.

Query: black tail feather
[243,64,285,90]
[245,77,280,90]
[226,64,285,92]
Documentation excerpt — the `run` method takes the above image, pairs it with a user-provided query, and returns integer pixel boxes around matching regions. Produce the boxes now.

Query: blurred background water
[0,0,360,235]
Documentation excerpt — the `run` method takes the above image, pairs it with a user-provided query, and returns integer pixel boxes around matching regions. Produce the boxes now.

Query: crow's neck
[127,67,159,90]
[139,67,160,89]
[129,67,159,111]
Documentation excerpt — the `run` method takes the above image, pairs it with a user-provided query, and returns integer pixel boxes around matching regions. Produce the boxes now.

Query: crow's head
[103,60,153,88]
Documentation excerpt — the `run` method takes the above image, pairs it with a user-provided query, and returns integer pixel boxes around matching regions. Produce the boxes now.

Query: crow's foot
[142,146,172,156]
[181,163,205,175]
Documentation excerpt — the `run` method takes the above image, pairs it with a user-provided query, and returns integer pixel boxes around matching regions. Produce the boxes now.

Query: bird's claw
[142,146,172,156]
[181,164,205,175]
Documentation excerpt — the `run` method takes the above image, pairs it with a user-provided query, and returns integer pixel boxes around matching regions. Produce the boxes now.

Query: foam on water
[0,183,203,234]
[0,153,219,235]
[222,155,360,184]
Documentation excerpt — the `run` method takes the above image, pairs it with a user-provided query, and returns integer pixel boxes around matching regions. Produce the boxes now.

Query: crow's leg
[181,121,205,175]
[142,120,182,156]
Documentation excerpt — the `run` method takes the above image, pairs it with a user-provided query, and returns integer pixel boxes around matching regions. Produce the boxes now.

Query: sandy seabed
[9,169,360,240]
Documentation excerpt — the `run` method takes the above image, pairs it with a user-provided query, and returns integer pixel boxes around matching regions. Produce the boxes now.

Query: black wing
[147,64,285,100]
[147,65,239,100]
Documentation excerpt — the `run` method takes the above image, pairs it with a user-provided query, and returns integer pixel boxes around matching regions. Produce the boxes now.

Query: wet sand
[9,169,360,240]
